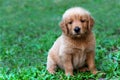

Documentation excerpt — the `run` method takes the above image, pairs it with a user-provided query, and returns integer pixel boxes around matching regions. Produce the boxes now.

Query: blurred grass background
[0,0,120,79]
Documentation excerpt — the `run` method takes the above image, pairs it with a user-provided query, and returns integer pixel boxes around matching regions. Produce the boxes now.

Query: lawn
[0,0,120,79]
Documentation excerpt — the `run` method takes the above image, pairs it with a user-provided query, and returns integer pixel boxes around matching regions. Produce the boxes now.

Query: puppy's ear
[59,20,69,34]
[88,16,94,31]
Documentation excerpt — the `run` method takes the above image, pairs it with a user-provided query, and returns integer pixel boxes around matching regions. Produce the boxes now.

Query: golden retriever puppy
[47,7,97,76]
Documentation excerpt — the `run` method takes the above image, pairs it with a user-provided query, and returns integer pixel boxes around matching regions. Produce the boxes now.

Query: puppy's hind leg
[47,54,57,74]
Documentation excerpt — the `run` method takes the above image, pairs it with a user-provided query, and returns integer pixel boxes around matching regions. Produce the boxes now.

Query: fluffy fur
[47,7,97,76]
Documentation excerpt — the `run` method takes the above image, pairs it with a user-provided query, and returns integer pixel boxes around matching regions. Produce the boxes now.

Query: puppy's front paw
[79,67,89,72]
[47,68,55,74]
[91,70,98,74]
[65,72,73,76]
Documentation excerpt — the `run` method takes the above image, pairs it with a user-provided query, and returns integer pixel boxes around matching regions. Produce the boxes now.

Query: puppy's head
[60,7,94,38]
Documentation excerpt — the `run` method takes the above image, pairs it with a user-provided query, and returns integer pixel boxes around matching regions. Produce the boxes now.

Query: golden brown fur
[47,7,97,76]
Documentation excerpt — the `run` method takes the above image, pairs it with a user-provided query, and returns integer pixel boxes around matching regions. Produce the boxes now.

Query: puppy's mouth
[75,33,81,36]
[72,32,81,37]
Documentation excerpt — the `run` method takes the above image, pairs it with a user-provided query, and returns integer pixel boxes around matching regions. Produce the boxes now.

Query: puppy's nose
[74,27,80,33]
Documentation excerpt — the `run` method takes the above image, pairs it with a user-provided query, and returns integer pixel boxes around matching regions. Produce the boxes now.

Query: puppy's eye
[68,21,72,24]
[80,20,86,23]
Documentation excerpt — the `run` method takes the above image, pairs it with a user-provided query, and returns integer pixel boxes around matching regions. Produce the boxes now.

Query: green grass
[0,0,120,79]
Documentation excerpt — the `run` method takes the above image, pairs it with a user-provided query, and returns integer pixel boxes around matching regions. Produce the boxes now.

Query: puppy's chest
[70,42,86,53]
[70,43,87,69]
[67,40,91,54]
[72,48,86,69]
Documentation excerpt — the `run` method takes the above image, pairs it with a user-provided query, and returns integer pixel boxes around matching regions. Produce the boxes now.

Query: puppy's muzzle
[74,27,80,33]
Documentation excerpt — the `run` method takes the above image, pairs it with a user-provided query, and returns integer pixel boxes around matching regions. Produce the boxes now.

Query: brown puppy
[47,7,97,76]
